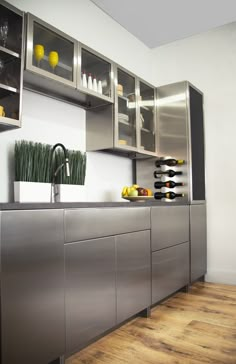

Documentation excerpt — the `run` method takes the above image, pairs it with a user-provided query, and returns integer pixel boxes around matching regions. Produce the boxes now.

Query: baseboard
[205,270,236,285]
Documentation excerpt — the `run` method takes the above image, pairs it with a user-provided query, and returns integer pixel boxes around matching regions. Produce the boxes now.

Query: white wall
[152,22,236,285]
[0,0,151,202]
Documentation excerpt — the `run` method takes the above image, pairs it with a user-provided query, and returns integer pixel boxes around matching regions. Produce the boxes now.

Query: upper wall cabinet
[0,0,24,132]
[25,13,77,88]
[24,14,114,109]
[86,64,157,157]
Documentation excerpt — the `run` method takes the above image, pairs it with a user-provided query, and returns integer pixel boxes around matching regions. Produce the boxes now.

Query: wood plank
[66,282,236,364]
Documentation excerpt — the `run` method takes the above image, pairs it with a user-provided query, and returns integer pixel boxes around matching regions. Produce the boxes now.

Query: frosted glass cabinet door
[26,13,77,87]
[79,45,113,102]
[139,81,156,153]
[115,67,138,150]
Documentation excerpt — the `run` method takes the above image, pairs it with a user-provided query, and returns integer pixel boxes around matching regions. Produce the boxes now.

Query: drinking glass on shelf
[34,44,45,68]
[0,20,8,48]
[0,58,4,76]
[48,51,59,73]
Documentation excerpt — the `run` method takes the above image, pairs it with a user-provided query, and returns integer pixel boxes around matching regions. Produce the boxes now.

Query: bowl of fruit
[121,184,154,202]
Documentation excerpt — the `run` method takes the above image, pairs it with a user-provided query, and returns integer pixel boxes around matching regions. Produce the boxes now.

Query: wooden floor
[66,282,236,364]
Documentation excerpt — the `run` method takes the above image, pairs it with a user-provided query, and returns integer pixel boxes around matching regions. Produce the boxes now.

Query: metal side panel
[152,242,189,304]
[151,206,189,251]
[65,237,116,354]
[64,207,150,243]
[1,210,65,364]
[190,204,207,282]
[116,230,151,324]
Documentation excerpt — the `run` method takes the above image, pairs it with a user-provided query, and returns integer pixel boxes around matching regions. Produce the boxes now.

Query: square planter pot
[55,184,87,202]
[14,181,52,203]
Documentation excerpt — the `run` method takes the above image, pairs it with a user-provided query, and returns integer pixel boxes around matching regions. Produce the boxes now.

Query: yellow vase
[34,44,44,66]
[48,51,59,70]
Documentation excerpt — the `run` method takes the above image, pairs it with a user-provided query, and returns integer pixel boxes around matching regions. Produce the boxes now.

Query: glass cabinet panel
[80,47,112,99]
[0,1,23,130]
[116,68,137,148]
[26,14,77,87]
[139,81,156,153]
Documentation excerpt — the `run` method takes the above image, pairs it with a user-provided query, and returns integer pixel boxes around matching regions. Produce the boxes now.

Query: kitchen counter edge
[0,201,189,210]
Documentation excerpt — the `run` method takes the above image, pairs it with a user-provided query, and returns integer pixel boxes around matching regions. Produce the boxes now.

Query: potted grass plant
[14,140,52,202]
[14,140,87,203]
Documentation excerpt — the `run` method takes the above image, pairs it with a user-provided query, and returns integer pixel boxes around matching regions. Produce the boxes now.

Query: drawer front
[151,206,189,251]
[152,242,189,304]
[65,207,150,243]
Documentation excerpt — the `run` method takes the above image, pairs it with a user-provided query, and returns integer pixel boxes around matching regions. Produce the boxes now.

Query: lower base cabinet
[65,237,116,354]
[116,231,151,324]
[65,230,151,354]
[152,242,189,304]
[190,204,207,283]
[1,210,65,364]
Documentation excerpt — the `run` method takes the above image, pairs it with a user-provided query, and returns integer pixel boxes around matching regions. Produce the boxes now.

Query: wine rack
[153,157,185,201]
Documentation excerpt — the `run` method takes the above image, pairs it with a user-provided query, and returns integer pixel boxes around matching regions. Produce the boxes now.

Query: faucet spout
[51,143,70,202]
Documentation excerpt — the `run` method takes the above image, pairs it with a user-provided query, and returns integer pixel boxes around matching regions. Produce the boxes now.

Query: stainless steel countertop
[0,201,189,210]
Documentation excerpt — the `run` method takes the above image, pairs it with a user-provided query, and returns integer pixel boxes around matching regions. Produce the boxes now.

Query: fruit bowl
[122,196,154,202]
[121,185,153,201]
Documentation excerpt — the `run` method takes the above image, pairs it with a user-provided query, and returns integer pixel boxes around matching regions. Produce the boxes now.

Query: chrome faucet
[51,143,70,202]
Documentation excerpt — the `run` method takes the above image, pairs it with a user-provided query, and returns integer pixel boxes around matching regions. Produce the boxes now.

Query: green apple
[128,189,138,197]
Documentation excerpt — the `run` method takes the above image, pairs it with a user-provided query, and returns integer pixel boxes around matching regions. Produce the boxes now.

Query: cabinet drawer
[152,242,189,304]
[151,206,189,251]
[64,207,150,243]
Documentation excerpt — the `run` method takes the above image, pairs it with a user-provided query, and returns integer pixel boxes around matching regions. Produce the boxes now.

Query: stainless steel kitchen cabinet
[116,230,151,324]
[151,206,189,251]
[24,13,114,109]
[86,66,157,157]
[190,204,207,283]
[0,209,65,364]
[65,236,116,354]
[152,242,189,304]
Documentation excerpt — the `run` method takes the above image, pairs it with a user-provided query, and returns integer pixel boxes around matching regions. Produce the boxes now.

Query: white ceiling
[91,0,236,48]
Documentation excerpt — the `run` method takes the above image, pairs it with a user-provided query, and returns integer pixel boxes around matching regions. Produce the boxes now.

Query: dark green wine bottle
[154,192,184,200]
[154,181,184,189]
[154,169,182,178]
[155,159,184,167]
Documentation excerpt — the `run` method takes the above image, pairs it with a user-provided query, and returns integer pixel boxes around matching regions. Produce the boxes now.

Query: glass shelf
[0,46,20,59]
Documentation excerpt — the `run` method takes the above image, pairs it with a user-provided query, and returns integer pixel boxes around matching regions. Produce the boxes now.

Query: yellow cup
[48,51,59,69]
[34,44,45,63]
[0,105,5,117]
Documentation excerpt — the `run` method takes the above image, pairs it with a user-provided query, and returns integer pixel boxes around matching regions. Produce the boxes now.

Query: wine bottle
[155,159,184,167]
[154,169,182,178]
[154,181,184,189]
[154,192,184,200]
